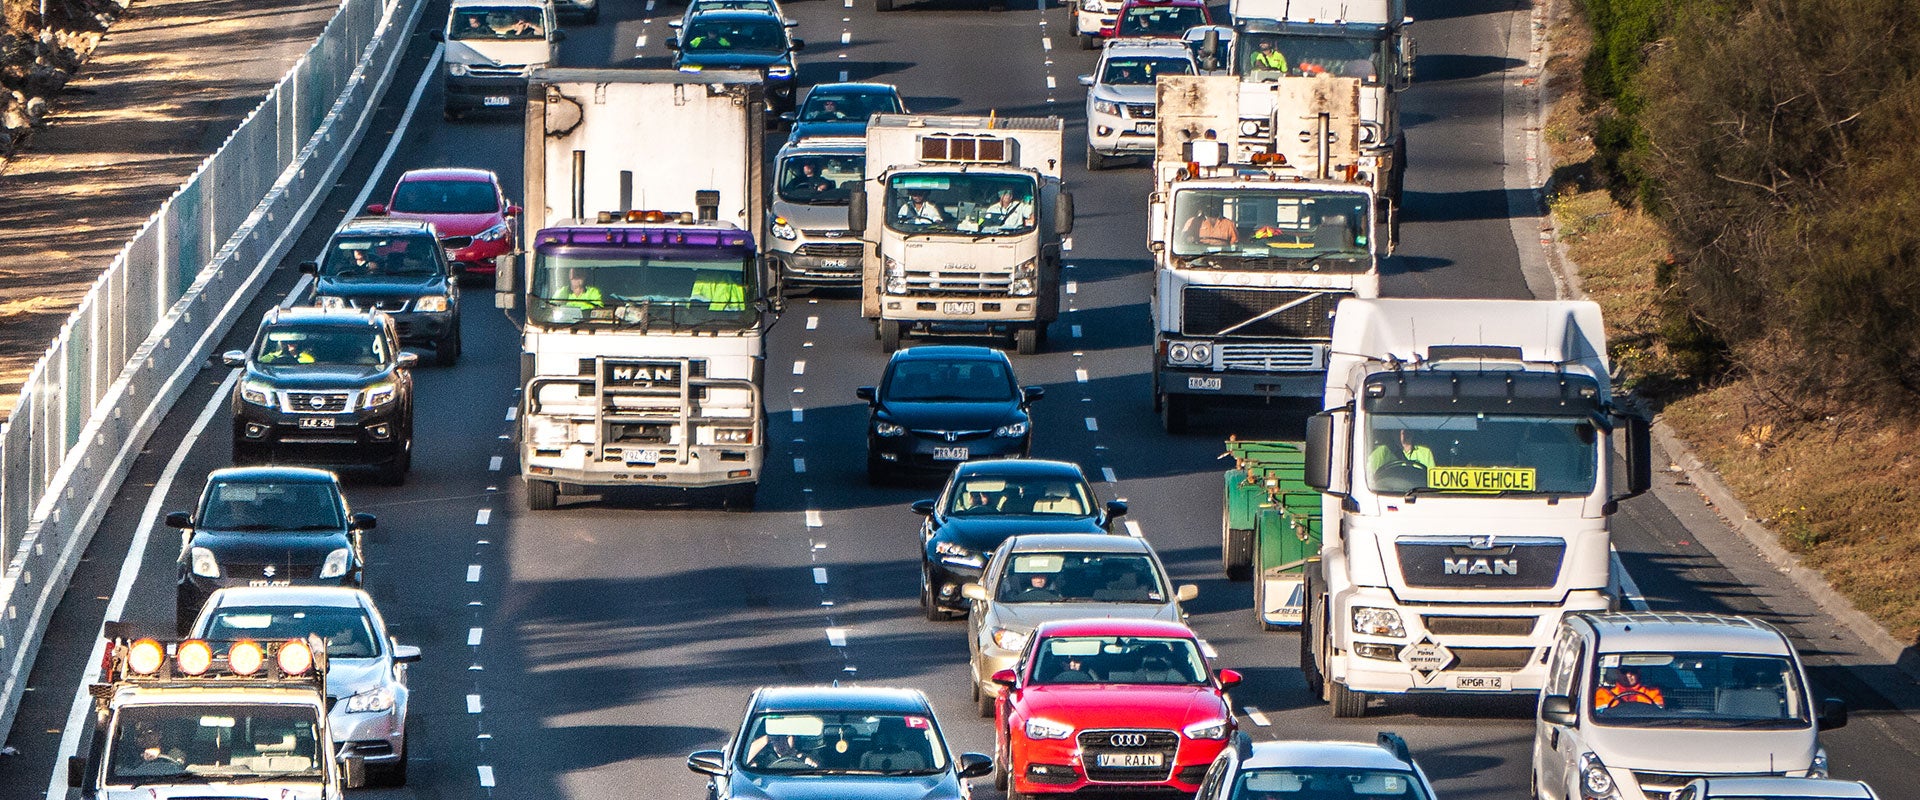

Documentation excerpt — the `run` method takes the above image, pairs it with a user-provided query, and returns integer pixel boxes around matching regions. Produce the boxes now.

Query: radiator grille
[1422,615,1538,637]
[1076,729,1179,783]
[1180,287,1341,338]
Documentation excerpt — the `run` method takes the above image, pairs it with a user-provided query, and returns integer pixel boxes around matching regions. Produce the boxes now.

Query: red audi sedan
[992,618,1240,798]
[367,168,518,283]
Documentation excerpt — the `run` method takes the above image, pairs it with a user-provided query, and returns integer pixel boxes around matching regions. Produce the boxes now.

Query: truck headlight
[319,548,352,579]
[1577,753,1617,799]
[415,295,449,313]
[344,686,396,714]
[771,217,798,240]
[315,295,349,310]
[711,427,753,444]
[1092,100,1120,117]
[1166,341,1212,367]
[994,421,1028,438]
[1010,260,1037,296]
[1183,719,1230,740]
[884,256,908,295]
[363,381,398,407]
[240,379,276,408]
[190,547,220,578]
[1024,717,1073,740]
[447,62,470,77]
[475,221,511,242]
[990,627,1030,652]
[527,416,570,445]
[1351,607,1405,637]
[933,540,982,568]
[1079,0,1101,10]
[873,421,906,437]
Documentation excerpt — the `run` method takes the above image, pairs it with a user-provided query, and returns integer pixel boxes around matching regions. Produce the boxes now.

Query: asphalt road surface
[3,0,1918,798]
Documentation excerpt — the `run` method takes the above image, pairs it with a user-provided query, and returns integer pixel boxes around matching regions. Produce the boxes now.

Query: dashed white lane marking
[826,628,848,646]
[844,0,852,7]
[1046,75,1057,89]
[488,455,503,471]
[1075,368,1089,383]
[636,34,647,49]
[1243,706,1271,727]
[1062,236,1073,251]
[1065,280,1078,294]
[806,315,819,329]
[1071,324,1083,338]
[1042,37,1052,50]
[794,457,807,473]
[467,565,482,582]
[468,627,485,646]
[475,509,492,525]
[841,31,851,44]
[1124,520,1144,538]
[805,509,824,528]
[1084,417,1099,431]
[467,694,484,713]
[645,0,654,8]
[793,360,807,375]
[813,567,829,584]
[477,765,496,788]
[505,406,517,421]
[839,69,850,81]
[1611,549,1649,611]
[791,408,804,423]
[1101,466,1117,483]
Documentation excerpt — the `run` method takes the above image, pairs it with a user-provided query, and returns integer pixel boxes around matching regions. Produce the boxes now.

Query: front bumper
[445,74,528,113]
[877,294,1042,326]
[388,310,455,347]
[521,443,762,490]
[1158,364,1324,400]
[771,246,863,286]
[1087,115,1156,156]
[233,404,408,467]
[925,559,985,612]
[332,700,407,765]
[1329,590,1610,695]
[443,238,510,276]
[869,430,1027,473]
[1009,729,1223,794]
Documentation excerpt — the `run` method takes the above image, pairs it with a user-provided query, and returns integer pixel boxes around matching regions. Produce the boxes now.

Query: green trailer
[1221,438,1323,630]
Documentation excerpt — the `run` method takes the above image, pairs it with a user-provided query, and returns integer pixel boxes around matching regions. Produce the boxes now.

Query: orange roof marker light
[229,641,265,676]
[277,639,315,676]
[175,640,213,676]
[126,639,165,675]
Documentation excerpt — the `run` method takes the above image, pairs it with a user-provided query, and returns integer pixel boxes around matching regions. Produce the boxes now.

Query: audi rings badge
[1108,733,1149,748]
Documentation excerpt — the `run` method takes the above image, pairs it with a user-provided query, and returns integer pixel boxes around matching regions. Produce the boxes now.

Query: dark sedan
[859,346,1043,484]
[783,82,907,142]
[170,467,376,633]
[914,459,1126,620]
[688,686,992,800]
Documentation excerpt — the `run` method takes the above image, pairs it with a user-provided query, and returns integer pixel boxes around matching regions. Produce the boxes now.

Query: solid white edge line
[43,370,240,800]
[1611,548,1649,611]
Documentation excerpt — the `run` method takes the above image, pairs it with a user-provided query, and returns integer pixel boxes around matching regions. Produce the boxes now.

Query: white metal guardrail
[0,0,426,742]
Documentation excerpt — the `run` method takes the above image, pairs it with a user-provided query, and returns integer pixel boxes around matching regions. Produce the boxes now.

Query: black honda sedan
[858,346,1044,484]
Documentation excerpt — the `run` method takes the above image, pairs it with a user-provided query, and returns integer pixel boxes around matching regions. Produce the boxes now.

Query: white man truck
[68,630,364,800]
[1230,0,1413,245]
[1149,74,1383,433]
[851,114,1073,354]
[507,68,771,511]
[1298,299,1652,717]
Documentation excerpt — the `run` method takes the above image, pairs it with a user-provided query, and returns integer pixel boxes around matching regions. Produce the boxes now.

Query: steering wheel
[1599,689,1658,709]
[767,756,814,768]
[1372,460,1430,492]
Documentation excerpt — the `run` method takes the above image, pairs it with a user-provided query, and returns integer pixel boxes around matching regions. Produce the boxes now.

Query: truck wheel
[1160,393,1189,434]
[1086,145,1109,171]
[528,478,558,510]
[1330,680,1368,718]
[1222,502,1253,581]
[1300,569,1327,699]
[879,319,903,352]
[1014,327,1039,355]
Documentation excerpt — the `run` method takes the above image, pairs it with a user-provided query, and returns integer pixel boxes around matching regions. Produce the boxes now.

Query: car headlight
[315,295,349,310]
[711,427,754,444]
[1351,607,1405,637]
[994,421,1028,438]
[873,420,906,437]
[990,627,1030,652]
[1809,749,1829,779]
[771,217,798,241]
[1092,100,1120,117]
[415,295,449,313]
[475,221,511,242]
[1577,753,1617,799]
[363,381,398,407]
[1183,719,1230,740]
[933,540,982,568]
[319,548,352,579]
[240,379,276,408]
[344,686,396,714]
[1025,718,1073,740]
[190,547,220,578]
[447,62,469,77]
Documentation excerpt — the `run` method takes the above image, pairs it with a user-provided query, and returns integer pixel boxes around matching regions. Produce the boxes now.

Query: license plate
[820,259,848,268]
[624,449,660,465]
[942,301,976,315]
[248,580,292,587]
[1134,122,1155,134]
[482,96,511,106]
[1452,675,1507,691]
[1096,753,1164,768]
[298,417,336,429]
[932,446,969,461]
[1187,376,1222,390]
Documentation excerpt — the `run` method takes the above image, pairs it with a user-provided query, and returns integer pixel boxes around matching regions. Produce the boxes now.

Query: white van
[1532,612,1848,800]
[433,0,563,120]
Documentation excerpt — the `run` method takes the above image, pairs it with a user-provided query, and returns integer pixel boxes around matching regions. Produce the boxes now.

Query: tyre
[1330,679,1368,718]
[436,324,462,366]
[1014,327,1039,355]
[1080,34,1098,50]
[920,565,949,622]
[722,483,757,512]
[1160,393,1189,434]
[375,743,408,787]
[1222,502,1253,581]
[994,737,1011,791]
[1300,568,1327,700]
[976,685,995,718]
[866,454,891,486]
[1086,145,1109,171]
[879,319,903,352]
[528,478,558,510]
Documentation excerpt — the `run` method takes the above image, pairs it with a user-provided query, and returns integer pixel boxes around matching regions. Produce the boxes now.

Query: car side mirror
[221,350,247,367]
[391,643,422,663]
[687,750,726,776]
[783,17,799,27]
[365,203,387,215]
[67,755,86,788]
[1022,385,1045,403]
[856,386,876,402]
[1540,694,1577,727]
[1176,584,1199,602]
[298,261,319,275]
[957,752,994,778]
[667,19,682,27]
[961,583,988,601]
[165,511,193,529]
[551,29,567,42]
[428,29,445,41]
[396,352,420,369]
[780,111,799,123]
[350,513,377,531]
[911,499,936,516]
[1077,74,1095,86]
[790,37,806,51]
[1105,500,1128,519]
[341,754,367,789]
[1820,697,1848,730]
[664,36,680,51]
[507,203,523,216]
[991,668,1018,688]
[1215,668,1243,689]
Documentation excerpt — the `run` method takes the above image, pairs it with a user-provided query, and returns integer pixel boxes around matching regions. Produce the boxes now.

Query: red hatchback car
[1102,0,1211,40]
[367,168,518,283]
[993,619,1240,799]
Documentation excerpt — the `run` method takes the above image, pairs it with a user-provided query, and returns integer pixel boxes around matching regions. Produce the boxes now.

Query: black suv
[303,217,462,365]
[225,307,416,483]
[170,466,376,633]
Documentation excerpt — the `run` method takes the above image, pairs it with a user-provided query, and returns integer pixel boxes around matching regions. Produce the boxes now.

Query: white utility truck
[1300,299,1652,717]
[851,114,1072,354]
[1148,74,1383,432]
[508,68,771,511]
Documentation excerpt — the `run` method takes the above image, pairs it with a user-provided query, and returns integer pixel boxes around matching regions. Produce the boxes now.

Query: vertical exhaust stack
[571,149,587,220]
[619,170,634,214]
[696,190,720,221]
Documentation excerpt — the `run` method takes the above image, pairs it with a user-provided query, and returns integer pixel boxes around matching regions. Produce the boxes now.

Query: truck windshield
[107,704,322,783]
[1588,652,1810,730]
[531,251,758,331]
[1363,413,1599,495]
[1171,189,1371,270]
[885,173,1039,237]
[319,234,446,279]
[1237,31,1386,83]
[778,154,864,205]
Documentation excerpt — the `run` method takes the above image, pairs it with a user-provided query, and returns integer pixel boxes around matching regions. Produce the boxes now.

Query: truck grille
[798,242,863,258]
[1216,343,1323,371]
[1422,615,1538,637]
[284,391,352,413]
[906,266,1011,294]
[1446,647,1535,671]
[1076,729,1178,783]
[1396,538,1566,590]
[1180,287,1342,338]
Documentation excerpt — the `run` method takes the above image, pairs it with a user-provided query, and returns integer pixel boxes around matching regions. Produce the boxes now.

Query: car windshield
[738,712,950,776]
[1030,635,1207,685]
[390,179,497,214]
[800,91,902,122]
[254,326,387,367]
[682,17,787,53]
[204,606,380,658]
[1588,652,1811,729]
[1234,767,1433,800]
[1363,412,1600,495]
[946,474,1093,516]
[1101,55,1193,85]
[319,234,446,279]
[530,251,758,331]
[448,6,545,40]
[1238,31,1387,84]
[777,154,864,205]
[1119,4,1206,36]
[885,172,1039,237]
[106,704,322,784]
[1171,188,1372,268]
[198,480,345,530]
[997,552,1165,604]
[884,359,1015,402]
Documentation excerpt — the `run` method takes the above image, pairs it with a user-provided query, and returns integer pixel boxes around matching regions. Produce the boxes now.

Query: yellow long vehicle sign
[1425,466,1537,492]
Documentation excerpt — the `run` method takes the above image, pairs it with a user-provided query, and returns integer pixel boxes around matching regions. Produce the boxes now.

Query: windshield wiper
[228,769,322,785]
[122,771,203,788]
[285,524,345,531]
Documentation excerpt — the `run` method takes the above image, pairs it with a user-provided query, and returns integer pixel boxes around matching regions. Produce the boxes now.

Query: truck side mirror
[1200,28,1221,70]
[1540,694,1577,727]
[428,29,445,42]
[1622,412,1652,499]
[551,29,567,42]
[68,755,86,788]
[341,754,367,789]
[495,254,519,309]
[847,186,868,235]
[1305,411,1338,493]
[1054,191,1075,236]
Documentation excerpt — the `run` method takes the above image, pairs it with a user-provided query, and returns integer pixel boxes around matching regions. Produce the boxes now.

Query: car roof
[1122,0,1207,7]
[206,586,371,610]
[1035,618,1195,638]
[397,167,497,183]
[1103,38,1197,57]
[753,686,932,714]
[1240,740,1416,772]
[890,345,1010,363]
[450,0,549,9]
[687,8,784,21]
[777,140,865,158]
[1696,778,1874,798]
[335,217,436,236]
[204,466,340,484]
[804,82,900,97]
[954,459,1086,479]
[1577,612,1792,656]
[1006,533,1153,554]
[262,305,388,328]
